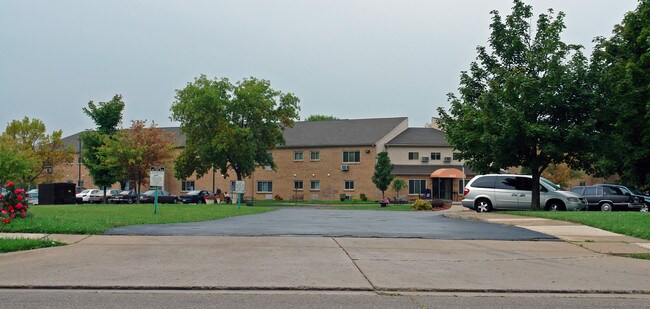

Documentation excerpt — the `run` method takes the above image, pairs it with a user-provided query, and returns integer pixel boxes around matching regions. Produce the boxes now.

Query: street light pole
[293,173,297,206]
[77,137,82,189]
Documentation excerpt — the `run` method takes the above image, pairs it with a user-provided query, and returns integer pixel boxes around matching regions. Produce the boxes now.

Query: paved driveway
[105,208,555,240]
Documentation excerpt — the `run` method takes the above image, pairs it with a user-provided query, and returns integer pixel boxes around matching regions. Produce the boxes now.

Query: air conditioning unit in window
[340,165,349,171]
[421,157,429,163]
[443,157,452,163]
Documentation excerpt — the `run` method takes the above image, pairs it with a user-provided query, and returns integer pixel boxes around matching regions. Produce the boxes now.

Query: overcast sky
[0,0,638,137]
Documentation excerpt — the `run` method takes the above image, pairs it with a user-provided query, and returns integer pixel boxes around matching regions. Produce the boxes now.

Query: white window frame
[342,151,360,163]
[257,181,273,193]
[431,152,441,160]
[294,151,303,161]
[344,180,355,191]
[294,180,303,191]
[181,180,195,192]
[310,180,320,191]
[310,151,320,161]
[408,152,419,160]
[408,179,427,195]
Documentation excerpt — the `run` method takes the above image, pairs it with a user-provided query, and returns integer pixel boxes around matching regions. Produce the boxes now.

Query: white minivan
[461,174,587,212]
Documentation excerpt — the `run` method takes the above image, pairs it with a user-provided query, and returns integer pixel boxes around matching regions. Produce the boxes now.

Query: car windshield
[142,190,156,195]
[119,190,132,195]
[540,178,562,191]
[626,187,645,195]
[187,190,202,195]
[80,189,91,194]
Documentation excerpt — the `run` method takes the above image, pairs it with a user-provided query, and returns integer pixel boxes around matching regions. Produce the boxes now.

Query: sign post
[233,180,246,210]
[150,167,165,214]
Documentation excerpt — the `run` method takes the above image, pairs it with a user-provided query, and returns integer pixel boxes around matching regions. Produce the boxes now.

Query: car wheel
[197,199,205,204]
[600,202,613,212]
[546,201,566,211]
[641,204,649,212]
[173,198,178,204]
[127,199,133,204]
[475,199,492,213]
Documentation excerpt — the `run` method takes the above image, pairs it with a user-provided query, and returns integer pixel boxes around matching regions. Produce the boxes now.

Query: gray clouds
[0,0,637,135]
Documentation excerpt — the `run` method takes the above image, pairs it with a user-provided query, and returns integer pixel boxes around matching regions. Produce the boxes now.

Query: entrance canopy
[430,168,466,179]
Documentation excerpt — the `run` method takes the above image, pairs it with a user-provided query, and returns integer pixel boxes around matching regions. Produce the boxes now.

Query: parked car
[139,190,178,204]
[570,185,645,211]
[26,189,39,205]
[76,189,102,203]
[462,174,587,212]
[179,190,213,204]
[108,190,139,204]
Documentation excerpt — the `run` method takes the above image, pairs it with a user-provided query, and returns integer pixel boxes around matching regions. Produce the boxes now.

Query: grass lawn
[0,204,275,235]
[501,211,650,240]
[0,238,65,253]
[249,199,378,207]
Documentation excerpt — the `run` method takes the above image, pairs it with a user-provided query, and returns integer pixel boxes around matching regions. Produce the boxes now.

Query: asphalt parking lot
[105,208,556,240]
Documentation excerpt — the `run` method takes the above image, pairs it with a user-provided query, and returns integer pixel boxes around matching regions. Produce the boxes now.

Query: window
[408,180,427,195]
[294,180,303,191]
[257,181,273,193]
[515,177,533,191]
[181,180,195,191]
[342,151,360,163]
[310,151,320,161]
[310,180,320,190]
[452,152,462,161]
[344,181,355,190]
[471,176,496,189]
[230,181,236,192]
[496,176,517,190]
[584,187,599,195]
[294,151,303,161]
[431,152,441,160]
[408,152,419,160]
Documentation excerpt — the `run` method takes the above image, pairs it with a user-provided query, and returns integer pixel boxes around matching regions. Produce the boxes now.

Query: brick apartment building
[60,117,473,201]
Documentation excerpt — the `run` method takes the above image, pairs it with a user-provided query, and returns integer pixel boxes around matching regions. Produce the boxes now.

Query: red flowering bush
[0,181,30,224]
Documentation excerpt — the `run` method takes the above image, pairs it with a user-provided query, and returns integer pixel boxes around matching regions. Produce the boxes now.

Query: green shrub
[411,199,432,211]
[360,194,368,201]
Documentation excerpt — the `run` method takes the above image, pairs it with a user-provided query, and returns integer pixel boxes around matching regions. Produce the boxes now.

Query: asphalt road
[105,208,556,240]
[2,290,648,309]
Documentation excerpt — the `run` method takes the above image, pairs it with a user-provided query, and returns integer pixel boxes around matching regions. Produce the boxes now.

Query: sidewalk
[443,205,650,255]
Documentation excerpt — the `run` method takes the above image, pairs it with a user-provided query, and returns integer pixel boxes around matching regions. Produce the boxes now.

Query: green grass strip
[0,204,275,235]
[0,238,65,253]
[501,211,650,240]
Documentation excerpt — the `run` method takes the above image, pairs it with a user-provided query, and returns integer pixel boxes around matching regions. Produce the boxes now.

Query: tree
[437,0,596,210]
[372,152,394,198]
[0,135,36,184]
[590,0,650,187]
[391,179,407,199]
[2,117,74,187]
[99,120,175,201]
[80,95,125,200]
[305,115,338,121]
[541,163,583,189]
[171,75,300,182]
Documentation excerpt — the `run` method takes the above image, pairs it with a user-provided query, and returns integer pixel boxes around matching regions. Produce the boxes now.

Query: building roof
[280,117,408,148]
[62,127,186,152]
[385,127,450,147]
[391,164,474,176]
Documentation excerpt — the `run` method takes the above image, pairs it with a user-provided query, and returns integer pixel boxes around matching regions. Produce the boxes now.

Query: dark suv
[570,185,645,211]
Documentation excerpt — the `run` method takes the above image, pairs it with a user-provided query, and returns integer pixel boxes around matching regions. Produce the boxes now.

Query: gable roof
[385,127,450,147]
[280,117,408,148]
[61,127,186,152]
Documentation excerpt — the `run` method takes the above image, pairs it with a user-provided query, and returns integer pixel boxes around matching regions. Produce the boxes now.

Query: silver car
[462,174,587,212]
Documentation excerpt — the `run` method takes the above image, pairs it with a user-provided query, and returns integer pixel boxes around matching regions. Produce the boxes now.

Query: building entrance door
[432,178,453,200]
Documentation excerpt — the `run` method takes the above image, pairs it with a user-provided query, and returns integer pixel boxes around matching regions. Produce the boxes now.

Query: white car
[76,189,102,203]
[26,189,39,205]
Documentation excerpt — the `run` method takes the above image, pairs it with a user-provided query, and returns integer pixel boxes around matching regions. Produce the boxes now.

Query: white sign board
[150,167,165,187]
[233,180,246,194]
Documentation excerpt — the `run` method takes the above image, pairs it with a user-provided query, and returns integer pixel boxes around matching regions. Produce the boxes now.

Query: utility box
[38,183,76,205]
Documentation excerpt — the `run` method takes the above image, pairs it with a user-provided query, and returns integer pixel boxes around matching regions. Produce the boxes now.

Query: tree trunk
[136,181,141,204]
[530,170,541,210]
[102,186,107,204]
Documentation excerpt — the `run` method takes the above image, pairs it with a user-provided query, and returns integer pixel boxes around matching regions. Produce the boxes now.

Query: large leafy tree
[437,0,595,210]
[2,117,74,187]
[0,136,36,185]
[80,95,125,198]
[99,120,175,201]
[590,0,650,187]
[305,114,338,121]
[372,152,394,198]
[171,75,300,181]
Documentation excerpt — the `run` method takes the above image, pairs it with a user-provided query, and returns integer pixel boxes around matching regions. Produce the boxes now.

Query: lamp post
[77,137,82,189]
[293,173,297,206]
